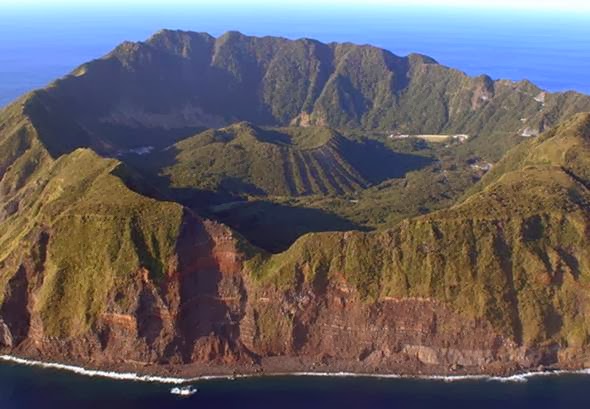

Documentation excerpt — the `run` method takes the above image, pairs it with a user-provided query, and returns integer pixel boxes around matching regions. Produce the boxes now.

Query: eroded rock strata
[1,31,590,378]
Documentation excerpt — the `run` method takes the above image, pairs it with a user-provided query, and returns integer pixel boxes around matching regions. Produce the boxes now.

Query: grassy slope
[0,103,185,337]
[248,115,590,347]
[275,136,478,229]
[157,122,366,196]
[146,122,431,198]
[465,112,590,197]
[33,29,590,163]
[35,150,183,337]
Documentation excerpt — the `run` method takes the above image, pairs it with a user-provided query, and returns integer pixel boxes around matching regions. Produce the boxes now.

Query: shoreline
[2,354,590,385]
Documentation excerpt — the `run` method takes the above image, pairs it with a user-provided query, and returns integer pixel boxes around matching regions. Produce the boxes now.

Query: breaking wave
[284,369,590,383]
[1,354,589,384]
[0,355,194,384]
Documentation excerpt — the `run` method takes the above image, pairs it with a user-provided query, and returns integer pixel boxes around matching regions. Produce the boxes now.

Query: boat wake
[170,385,198,397]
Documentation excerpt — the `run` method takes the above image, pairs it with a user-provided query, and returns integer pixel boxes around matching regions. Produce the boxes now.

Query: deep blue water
[3,363,590,408]
[0,4,590,107]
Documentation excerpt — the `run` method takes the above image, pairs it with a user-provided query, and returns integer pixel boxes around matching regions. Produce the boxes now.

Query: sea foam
[0,355,191,384]
[1,354,589,384]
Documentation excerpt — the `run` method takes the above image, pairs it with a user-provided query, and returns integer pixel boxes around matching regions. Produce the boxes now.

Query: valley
[1,29,590,378]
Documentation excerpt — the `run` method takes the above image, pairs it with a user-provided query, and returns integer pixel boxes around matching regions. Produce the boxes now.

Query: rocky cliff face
[1,219,580,376]
[1,31,590,378]
[10,214,252,368]
[0,221,539,375]
[1,115,589,377]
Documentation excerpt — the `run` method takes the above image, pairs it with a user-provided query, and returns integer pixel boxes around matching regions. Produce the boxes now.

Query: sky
[1,0,590,12]
[1,0,589,106]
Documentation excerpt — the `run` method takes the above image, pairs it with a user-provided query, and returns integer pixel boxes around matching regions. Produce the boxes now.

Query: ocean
[1,4,590,107]
[3,360,590,408]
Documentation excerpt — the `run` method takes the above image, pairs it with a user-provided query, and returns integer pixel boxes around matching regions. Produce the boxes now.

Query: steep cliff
[0,31,590,377]
[1,99,589,376]
[239,114,590,373]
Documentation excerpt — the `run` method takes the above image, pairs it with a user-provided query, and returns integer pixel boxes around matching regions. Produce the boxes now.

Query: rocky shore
[1,349,589,384]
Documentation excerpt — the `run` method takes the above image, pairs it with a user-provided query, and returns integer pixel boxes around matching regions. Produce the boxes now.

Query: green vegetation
[141,122,430,198]
[1,29,590,354]
[464,112,590,198]
[14,28,589,253]
[247,116,590,347]
[0,114,185,336]
[153,123,368,196]
[149,130,476,251]
[29,30,590,161]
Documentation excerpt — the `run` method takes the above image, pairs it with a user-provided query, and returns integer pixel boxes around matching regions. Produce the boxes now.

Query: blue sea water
[0,4,589,107]
[3,362,590,409]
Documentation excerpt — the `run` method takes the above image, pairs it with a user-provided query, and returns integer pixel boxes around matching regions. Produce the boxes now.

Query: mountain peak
[219,30,247,39]
[3,29,589,162]
[148,28,214,43]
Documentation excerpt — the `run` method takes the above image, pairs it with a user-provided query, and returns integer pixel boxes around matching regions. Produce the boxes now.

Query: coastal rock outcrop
[0,318,13,347]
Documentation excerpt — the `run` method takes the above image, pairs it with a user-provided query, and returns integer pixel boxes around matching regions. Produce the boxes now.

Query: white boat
[170,385,198,397]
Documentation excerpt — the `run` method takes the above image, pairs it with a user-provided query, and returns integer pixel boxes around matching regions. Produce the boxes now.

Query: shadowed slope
[250,114,590,348]
[0,105,255,366]
[143,122,432,197]
[18,29,590,161]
